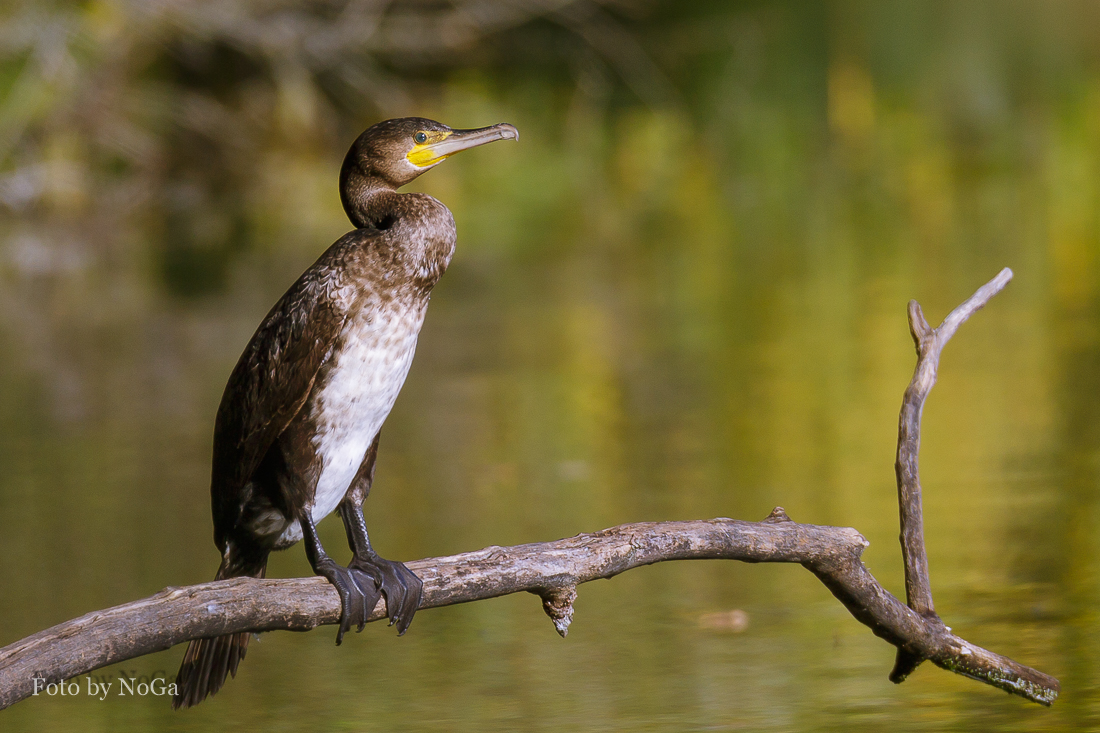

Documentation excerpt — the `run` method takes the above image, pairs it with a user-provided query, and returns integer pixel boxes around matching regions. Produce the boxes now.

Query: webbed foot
[349,553,423,635]
[314,557,381,645]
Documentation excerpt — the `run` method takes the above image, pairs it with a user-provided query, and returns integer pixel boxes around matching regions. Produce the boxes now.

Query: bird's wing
[209,231,373,551]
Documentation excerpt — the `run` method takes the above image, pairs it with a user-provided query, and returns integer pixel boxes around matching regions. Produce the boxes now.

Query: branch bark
[891,267,1015,681]
[0,268,1060,710]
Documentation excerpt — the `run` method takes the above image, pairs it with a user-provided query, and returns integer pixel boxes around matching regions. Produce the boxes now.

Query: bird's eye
[414,132,428,144]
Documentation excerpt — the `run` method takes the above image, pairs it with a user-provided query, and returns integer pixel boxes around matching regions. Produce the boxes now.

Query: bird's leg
[298,509,376,645]
[338,432,423,635]
[340,498,423,635]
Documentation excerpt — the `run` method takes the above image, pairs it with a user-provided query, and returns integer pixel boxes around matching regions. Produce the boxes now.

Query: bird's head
[341,117,519,192]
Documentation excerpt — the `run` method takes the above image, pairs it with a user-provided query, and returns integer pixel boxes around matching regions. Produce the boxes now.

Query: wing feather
[209,230,376,551]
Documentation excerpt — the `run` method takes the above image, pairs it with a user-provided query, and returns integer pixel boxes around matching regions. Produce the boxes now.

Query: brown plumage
[173,118,518,709]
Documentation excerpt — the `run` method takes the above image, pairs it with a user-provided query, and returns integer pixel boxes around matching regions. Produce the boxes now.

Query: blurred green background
[1,0,1098,730]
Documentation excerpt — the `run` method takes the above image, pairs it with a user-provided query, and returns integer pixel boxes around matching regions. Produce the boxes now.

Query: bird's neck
[340,171,401,230]
[339,170,457,290]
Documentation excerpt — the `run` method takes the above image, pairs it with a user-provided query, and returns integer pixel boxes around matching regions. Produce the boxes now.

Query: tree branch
[891,267,1014,680]
[0,268,1060,709]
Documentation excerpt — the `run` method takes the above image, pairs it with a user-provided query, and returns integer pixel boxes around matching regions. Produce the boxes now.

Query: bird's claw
[315,558,379,645]
[349,554,423,635]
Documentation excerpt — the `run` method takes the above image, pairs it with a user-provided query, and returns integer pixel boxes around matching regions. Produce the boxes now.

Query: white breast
[274,303,424,545]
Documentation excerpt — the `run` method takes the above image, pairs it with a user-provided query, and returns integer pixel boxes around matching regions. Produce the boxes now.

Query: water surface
[1,1,1098,730]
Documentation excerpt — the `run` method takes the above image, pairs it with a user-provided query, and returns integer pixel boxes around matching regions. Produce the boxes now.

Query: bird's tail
[172,554,267,709]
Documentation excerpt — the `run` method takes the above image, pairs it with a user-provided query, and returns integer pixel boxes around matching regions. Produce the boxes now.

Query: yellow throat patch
[406,131,453,167]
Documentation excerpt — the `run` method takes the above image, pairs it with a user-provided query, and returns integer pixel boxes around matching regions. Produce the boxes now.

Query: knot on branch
[762,507,792,523]
[537,586,577,638]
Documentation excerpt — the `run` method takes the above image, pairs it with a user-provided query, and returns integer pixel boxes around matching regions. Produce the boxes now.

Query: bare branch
[892,268,1014,679]
[0,511,1058,710]
[0,268,1059,710]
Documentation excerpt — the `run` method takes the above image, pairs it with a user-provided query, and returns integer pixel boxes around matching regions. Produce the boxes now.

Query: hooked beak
[407,123,519,167]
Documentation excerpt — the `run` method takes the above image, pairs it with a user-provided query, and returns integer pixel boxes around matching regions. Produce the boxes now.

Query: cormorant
[173,117,518,709]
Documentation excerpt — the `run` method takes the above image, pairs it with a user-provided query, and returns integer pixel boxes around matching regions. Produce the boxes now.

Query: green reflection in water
[1,1,1099,730]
